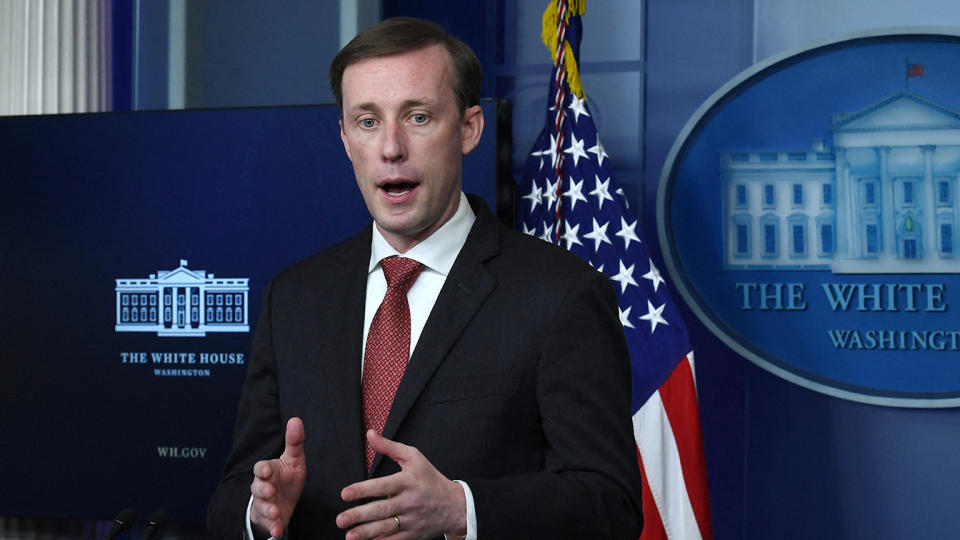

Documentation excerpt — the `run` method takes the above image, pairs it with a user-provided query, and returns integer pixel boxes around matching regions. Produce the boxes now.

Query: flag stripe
[637,447,669,540]
[633,390,703,540]
[659,353,713,540]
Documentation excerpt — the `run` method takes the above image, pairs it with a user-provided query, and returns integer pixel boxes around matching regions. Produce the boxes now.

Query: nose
[381,122,407,162]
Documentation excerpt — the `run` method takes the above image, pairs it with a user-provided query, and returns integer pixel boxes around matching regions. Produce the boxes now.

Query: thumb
[366,429,410,464]
[282,417,306,461]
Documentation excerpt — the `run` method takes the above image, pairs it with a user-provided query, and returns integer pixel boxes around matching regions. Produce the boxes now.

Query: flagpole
[550,0,570,242]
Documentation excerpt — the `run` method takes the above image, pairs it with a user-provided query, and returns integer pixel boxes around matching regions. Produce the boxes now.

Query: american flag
[517,2,713,539]
[906,61,924,78]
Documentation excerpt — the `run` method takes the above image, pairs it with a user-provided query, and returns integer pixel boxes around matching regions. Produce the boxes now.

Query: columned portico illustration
[115,259,249,336]
[723,90,960,273]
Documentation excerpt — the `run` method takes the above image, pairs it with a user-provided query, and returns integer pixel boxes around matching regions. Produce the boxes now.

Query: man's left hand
[337,430,467,540]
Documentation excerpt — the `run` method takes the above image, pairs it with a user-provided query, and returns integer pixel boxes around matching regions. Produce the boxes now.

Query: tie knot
[380,257,424,293]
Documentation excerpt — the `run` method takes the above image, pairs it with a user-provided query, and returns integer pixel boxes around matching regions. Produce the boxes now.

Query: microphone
[141,508,169,540]
[104,508,137,540]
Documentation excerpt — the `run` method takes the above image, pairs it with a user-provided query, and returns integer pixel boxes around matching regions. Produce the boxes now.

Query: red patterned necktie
[362,256,425,471]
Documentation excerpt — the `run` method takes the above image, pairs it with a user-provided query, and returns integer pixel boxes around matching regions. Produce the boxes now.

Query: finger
[252,498,280,520]
[253,459,275,480]
[335,496,398,530]
[251,517,284,540]
[341,473,403,502]
[343,515,406,540]
[250,499,280,532]
[366,430,415,465]
[256,510,285,540]
[250,476,276,500]
[282,417,306,460]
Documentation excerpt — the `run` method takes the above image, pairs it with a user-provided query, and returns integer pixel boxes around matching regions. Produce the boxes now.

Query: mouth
[379,180,418,198]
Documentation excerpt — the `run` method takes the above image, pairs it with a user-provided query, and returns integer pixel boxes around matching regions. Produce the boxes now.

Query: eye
[359,118,376,129]
[411,113,428,124]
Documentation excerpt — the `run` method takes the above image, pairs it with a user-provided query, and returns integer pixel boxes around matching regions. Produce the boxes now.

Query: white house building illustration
[722,90,959,273]
[115,259,249,336]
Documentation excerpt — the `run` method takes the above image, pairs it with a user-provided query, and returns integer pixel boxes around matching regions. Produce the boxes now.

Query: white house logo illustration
[659,31,960,406]
[115,259,249,337]
[722,90,959,274]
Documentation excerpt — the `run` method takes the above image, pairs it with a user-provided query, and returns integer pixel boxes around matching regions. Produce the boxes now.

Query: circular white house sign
[658,28,960,407]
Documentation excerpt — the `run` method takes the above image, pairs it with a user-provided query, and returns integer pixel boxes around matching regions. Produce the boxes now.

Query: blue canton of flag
[516,60,689,414]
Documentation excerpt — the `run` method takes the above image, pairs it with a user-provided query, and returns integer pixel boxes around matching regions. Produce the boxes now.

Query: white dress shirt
[363,191,475,365]
[247,192,479,539]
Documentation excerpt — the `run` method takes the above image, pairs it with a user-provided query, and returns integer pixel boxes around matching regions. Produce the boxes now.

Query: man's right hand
[250,417,307,539]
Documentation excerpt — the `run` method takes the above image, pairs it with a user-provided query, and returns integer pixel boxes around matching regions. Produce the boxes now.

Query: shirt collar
[369,192,476,275]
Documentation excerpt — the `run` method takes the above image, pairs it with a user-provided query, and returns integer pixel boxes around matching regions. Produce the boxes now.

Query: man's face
[339,44,484,252]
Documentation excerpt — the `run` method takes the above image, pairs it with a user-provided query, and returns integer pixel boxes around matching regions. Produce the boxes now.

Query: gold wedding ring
[393,514,402,530]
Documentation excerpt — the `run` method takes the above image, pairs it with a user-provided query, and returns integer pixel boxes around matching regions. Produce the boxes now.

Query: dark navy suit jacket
[207,196,643,539]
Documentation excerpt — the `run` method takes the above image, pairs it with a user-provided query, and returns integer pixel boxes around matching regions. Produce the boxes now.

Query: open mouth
[381,182,417,197]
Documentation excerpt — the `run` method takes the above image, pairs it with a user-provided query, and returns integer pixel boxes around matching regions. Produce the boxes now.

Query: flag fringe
[541,0,586,99]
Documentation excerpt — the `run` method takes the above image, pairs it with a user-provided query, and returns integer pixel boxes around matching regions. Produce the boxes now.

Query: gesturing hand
[337,430,467,540]
[250,417,307,539]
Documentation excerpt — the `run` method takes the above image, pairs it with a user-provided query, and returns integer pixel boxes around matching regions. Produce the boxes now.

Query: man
[208,17,642,540]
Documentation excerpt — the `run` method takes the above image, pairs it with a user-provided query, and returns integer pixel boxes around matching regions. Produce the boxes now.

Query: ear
[339,119,353,162]
[460,104,485,156]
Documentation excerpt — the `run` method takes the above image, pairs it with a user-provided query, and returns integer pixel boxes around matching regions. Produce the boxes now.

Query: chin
[377,218,420,237]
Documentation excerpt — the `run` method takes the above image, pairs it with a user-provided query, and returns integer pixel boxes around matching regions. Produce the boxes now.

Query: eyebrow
[349,98,433,114]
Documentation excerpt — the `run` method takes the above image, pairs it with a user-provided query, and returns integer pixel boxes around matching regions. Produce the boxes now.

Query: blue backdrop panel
[0,101,500,522]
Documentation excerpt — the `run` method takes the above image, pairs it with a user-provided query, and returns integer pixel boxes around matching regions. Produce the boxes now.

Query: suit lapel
[317,227,371,479]
[375,199,501,472]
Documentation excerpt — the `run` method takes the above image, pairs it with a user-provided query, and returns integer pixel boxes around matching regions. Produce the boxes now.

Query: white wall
[754,0,960,62]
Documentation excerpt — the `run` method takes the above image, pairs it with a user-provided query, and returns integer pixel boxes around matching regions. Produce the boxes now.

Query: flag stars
[562,178,588,212]
[615,187,629,209]
[615,217,641,251]
[639,299,669,334]
[522,181,543,212]
[543,134,560,169]
[583,218,611,252]
[564,133,589,167]
[618,305,636,330]
[521,222,538,236]
[642,259,666,292]
[561,219,583,250]
[588,134,608,167]
[590,175,614,211]
[538,222,555,244]
[610,260,639,293]
[568,94,590,123]
[529,147,545,172]
[543,178,559,212]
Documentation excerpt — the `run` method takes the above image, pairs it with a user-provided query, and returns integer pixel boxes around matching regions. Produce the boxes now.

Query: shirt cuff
[444,480,477,540]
